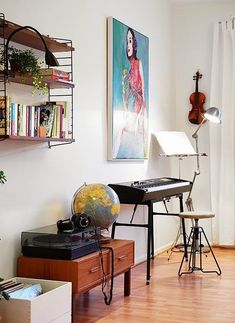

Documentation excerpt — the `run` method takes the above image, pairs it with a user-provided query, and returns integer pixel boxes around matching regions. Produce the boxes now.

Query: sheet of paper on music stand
[154,131,196,156]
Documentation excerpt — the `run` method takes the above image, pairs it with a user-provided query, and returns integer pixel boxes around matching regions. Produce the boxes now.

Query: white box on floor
[0,277,72,323]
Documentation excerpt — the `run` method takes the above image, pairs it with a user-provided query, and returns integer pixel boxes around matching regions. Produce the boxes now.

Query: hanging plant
[0,46,48,95]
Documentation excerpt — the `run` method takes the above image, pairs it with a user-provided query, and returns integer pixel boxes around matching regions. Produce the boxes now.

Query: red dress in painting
[128,58,145,114]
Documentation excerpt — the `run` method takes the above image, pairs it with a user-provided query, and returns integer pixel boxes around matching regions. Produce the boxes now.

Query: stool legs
[200,226,222,275]
[178,219,222,276]
[178,226,194,275]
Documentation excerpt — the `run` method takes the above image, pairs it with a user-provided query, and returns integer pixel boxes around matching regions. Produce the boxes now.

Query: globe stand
[97,235,113,244]
[91,229,113,244]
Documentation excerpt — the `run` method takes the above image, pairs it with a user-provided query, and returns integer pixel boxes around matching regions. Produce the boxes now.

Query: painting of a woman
[108,18,149,160]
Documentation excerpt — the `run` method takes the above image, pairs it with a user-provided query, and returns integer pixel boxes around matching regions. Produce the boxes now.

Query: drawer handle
[90,266,99,273]
[118,255,127,261]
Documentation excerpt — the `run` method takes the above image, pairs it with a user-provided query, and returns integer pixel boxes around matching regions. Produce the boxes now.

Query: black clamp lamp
[4,25,59,77]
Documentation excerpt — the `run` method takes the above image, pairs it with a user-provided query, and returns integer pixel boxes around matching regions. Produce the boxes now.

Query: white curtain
[210,19,235,245]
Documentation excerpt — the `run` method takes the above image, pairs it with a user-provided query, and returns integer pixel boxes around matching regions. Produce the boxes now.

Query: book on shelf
[17,104,27,136]
[51,104,61,138]
[39,68,70,80]
[10,103,18,136]
[61,100,72,139]
[41,76,74,84]
[0,96,10,136]
[30,105,35,137]
[38,103,55,138]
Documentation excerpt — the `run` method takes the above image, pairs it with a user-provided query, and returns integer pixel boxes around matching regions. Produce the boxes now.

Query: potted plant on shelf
[0,46,48,95]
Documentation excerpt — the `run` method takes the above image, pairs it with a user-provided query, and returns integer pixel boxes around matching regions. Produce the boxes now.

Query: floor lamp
[185,107,222,211]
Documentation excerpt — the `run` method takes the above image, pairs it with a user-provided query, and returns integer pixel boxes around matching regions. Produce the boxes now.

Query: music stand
[155,131,200,177]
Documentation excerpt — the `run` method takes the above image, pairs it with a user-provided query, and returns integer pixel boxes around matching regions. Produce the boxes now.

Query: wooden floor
[73,247,235,323]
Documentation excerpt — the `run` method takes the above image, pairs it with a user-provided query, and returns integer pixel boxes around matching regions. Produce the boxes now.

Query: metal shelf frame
[0,13,75,148]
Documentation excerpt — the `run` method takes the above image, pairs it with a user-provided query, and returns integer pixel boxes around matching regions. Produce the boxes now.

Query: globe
[71,183,120,230]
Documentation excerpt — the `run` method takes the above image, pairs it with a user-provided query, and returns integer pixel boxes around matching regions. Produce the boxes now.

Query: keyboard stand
[111,194,187,285]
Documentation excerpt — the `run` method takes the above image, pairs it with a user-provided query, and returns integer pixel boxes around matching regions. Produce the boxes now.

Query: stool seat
[179,211,215,220]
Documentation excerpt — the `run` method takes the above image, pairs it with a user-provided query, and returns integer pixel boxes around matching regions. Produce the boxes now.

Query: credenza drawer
[114,242,134,275]
[77,252,109,292]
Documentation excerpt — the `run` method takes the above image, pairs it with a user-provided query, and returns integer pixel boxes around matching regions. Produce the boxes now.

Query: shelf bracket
[48,140,74,149]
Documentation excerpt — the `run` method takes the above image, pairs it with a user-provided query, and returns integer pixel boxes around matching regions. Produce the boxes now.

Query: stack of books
[39,68,70,82]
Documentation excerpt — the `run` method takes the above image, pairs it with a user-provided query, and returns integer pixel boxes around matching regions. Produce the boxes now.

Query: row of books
[0,96,72,139]
[0,279,42,300]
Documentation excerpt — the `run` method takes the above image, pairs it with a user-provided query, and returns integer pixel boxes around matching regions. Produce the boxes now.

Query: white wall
[0,0,177,279]
[172,0,235,236]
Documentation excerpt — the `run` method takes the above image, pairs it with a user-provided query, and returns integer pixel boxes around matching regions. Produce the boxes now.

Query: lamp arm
[185,168,201,211]
[185,119,205,211]
[194,133,200,175]
[5,25,49,74]
[192,117,206,139]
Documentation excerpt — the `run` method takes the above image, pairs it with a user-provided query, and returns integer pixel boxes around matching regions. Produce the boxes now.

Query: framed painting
[107,17,149,160]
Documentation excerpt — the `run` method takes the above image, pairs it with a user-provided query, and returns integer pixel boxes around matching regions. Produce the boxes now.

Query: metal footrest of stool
[178,225,222,276]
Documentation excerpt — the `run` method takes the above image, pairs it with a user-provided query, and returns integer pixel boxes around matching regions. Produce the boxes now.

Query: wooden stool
[178,211,222,276]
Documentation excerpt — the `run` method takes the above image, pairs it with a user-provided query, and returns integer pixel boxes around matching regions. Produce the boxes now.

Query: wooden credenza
[17,239,134,296]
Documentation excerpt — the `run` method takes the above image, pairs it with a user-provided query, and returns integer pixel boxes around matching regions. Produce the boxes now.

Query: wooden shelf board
[0,19,74,52]
[0,72,75,89]
[0,135,75,143]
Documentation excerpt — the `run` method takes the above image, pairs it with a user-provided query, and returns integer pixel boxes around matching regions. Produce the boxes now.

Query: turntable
[21,224,100,260]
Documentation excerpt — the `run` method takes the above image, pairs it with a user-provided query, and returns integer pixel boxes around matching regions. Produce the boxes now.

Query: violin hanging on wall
[188,70,206,125]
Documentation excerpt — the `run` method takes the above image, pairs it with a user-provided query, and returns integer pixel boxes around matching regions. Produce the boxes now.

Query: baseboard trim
[134,243,172,266]
[213,244,235,250]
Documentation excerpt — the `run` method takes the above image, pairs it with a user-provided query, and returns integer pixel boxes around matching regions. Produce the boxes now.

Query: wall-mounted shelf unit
[0,13,75,148]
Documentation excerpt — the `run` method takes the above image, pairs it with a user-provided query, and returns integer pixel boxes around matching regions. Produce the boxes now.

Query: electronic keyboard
[108,177,192,204]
